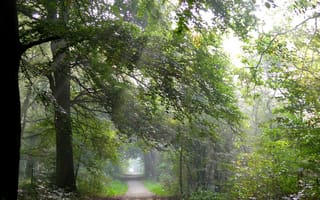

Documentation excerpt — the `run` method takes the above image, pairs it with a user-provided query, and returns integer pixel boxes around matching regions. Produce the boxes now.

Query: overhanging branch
[20,36,61,55]
[254,12,320,70]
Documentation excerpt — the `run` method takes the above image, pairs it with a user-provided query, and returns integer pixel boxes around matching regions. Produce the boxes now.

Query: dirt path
[92,180,176,200]
[124,180,155,198]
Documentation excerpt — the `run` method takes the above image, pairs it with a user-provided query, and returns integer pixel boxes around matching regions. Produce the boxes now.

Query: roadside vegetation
[143,180,173,197]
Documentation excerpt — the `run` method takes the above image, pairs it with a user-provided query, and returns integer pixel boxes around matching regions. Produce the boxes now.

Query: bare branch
[254,12,320,70]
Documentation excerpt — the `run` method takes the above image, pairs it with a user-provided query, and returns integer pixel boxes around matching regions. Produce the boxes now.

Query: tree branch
[20,36,61,55]
[254,12,320,70]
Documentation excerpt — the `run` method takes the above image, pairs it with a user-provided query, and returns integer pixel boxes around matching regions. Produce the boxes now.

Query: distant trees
[230,1,320,199]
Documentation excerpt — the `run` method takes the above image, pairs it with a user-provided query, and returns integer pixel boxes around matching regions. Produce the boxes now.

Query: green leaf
[265,2,271,8]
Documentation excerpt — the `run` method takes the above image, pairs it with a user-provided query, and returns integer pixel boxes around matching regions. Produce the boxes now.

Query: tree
[44,0,76,190]
[1,1,21,199]
[2,0,74,197]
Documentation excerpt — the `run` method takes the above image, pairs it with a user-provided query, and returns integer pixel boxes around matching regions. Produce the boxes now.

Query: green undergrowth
[103,179,128,197]
[78,176,128,198]
[143,180,173,197]
[18,178,127,199]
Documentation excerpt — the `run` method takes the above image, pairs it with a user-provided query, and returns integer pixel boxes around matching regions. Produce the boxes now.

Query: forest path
[93,179,175,200]
[124,180,155,198]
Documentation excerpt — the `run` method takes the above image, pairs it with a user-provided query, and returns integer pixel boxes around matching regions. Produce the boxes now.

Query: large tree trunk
[45,0,75,191]
[49,39,76,190]
[1,1,21,199]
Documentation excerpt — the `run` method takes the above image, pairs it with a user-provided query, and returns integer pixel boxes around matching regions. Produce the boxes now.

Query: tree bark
[45,0,75,190]
[49,39,76,190]
[0,1,21,199]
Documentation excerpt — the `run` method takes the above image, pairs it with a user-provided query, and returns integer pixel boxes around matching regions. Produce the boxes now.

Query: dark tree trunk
[45,0,75,190]
[49,39,76,191]
[54,82,76,190]
[25,158,34,184]
[0,1,21,199]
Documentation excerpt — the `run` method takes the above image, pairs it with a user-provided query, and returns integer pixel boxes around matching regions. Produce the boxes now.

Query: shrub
[188,189,222,200]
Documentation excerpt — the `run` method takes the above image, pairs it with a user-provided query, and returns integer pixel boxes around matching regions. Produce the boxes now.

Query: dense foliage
[11,0,320,200]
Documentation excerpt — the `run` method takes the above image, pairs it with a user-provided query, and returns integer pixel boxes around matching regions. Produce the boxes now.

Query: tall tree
[1,1,21,199]
[45,0,76,190]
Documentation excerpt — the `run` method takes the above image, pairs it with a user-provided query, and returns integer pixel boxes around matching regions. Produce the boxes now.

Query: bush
[103,180,128,197]
[77,173,127,197]
[77,174,107,196]
[143,180,170,197]
[18,179,77,200]
[188,190,222,200]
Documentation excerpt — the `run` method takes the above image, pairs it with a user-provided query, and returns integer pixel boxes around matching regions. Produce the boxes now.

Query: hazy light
[222,34,243,68]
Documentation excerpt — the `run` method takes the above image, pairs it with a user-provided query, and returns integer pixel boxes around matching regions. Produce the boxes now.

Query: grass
[143,180,172,197]
[77,177,128,197]
[103,179,128,197]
